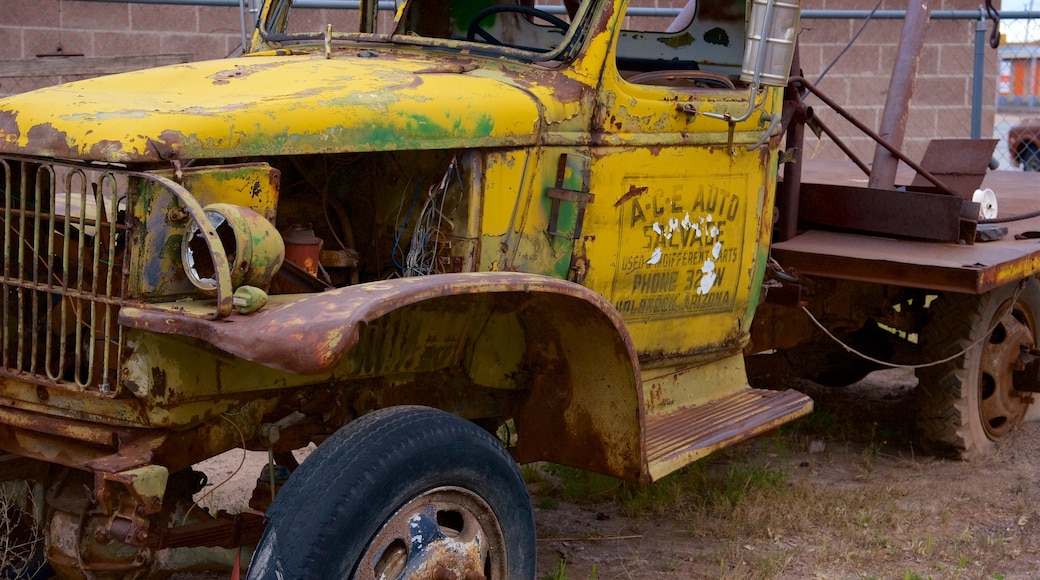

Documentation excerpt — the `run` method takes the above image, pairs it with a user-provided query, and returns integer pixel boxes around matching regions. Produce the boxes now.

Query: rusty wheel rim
[354,486,504,580]
[978,299,1036,440]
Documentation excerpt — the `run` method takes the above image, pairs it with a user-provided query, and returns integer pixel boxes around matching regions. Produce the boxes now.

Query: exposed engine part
[398,156,463,277]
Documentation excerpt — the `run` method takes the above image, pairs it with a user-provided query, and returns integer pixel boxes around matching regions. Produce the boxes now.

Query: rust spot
[25,123,77,158]
[614,184,648,207]
[498,62,587,105]
[759,140,773,166]
[0,110,20,145]
[145,130,188,161]
[208,62,284,85]
[88,139,129,159]
[414,62,478,74]
[151,367,168,400]
[268,167,281,192]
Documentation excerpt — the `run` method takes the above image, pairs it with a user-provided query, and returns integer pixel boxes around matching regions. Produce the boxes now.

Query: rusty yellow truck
[0,0,1037,577]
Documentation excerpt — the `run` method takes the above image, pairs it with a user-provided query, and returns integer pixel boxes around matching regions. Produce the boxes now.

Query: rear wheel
[915,279,1040,458]
[247,406,535,580]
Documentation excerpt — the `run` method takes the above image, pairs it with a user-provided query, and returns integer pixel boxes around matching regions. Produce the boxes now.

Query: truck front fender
[120,272,648,481]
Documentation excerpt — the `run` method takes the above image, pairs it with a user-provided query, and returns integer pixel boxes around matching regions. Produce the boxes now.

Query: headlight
[182,203,285,294]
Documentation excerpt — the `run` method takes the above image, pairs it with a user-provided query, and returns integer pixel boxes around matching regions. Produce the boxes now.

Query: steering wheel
[466,5,570,46]
[626,70,736,90]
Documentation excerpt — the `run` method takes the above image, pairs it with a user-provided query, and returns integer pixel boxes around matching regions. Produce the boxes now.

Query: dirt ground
[192,367,1040,579]
[530,369,1040,579]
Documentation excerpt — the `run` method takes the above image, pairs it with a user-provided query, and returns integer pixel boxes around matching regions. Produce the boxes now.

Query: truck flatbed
[771,160,1040,294]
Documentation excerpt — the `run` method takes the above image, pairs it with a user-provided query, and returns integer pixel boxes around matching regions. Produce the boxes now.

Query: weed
[783,408,856,443]
[983,534,1009,552]
[532,463,625,503]
[715,462,785,508]
[920,534,934,556]
[523,463,553,493]
[621,462,708,517]
[792,408,840,435]
[855,421,891,478]
[521,463,542,484]
[0,482,46,579]
[541,558,568,580]
[956,553,970,570]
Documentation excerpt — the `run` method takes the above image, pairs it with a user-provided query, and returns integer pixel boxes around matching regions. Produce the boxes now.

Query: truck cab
[0,0,809,576]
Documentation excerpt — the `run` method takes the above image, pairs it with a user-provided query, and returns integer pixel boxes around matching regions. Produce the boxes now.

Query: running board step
[645,388,813,481]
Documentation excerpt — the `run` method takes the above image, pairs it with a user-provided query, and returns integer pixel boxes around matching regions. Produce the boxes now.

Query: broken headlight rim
[182,203,285,295]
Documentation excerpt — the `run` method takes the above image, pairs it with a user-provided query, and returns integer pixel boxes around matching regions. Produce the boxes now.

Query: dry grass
[0,482,47,579]
[532,371,1040,579]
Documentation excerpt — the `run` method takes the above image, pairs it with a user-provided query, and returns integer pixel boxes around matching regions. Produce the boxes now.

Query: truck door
[581,0,784,363]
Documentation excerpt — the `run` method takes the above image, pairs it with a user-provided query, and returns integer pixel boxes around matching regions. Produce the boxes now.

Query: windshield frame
[255,0,598,64]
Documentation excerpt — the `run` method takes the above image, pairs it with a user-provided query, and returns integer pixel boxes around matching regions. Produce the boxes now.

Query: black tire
[247,406,535,580]
[915,279,1040,459]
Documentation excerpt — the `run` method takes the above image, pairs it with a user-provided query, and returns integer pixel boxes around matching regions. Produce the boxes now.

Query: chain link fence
[797,9,1039,171]
[0,71,91,99]
[0,1,86,97]
[997,15,1040,171]
[0,55,195,98]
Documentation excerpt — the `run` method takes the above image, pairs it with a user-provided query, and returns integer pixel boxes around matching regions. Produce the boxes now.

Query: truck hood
[0,54,546,162]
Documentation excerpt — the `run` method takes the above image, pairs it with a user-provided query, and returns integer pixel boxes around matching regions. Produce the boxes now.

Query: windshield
[257,0,593,61]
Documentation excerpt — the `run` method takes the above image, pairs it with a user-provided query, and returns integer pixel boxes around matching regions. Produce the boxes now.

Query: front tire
[247,406,535,580]
[915,279,1040,458]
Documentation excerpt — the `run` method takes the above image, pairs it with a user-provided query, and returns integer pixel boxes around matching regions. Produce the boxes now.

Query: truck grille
[0,156,131,393]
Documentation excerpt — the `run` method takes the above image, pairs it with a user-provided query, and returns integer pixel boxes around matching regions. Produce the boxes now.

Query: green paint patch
[450,0,494,36]
[658,31,695,49]
[474,114,495,136]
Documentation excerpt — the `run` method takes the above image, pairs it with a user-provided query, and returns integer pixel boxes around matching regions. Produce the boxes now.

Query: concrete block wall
[797,0,999,162]
[1,0,245,95]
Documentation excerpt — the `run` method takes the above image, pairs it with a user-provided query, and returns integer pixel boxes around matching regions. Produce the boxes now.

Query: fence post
[972,11,986,139]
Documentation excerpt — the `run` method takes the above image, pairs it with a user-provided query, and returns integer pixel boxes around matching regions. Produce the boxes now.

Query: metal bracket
[1013,347,1040,393]
[146,509,267,550]
[546,154,594,240]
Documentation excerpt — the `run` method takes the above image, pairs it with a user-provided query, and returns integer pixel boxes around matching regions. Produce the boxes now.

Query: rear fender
[120,273,648,481]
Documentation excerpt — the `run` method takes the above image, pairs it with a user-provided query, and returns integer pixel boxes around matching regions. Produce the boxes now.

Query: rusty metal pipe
[810,116,872,176]
[868,0,931,190]
[789,76,955,196]
[777,47,804,242]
